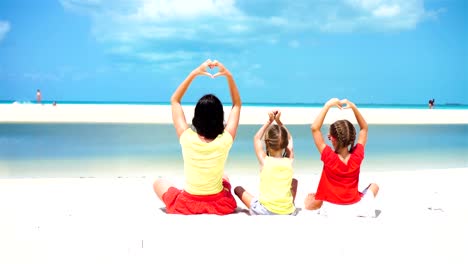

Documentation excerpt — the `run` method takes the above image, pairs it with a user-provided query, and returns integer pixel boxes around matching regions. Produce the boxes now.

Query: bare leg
[234,186,254,209]
[368,183,379,197]
[291,178,298,204]
[304,192,323,210]
[153,178,173,201]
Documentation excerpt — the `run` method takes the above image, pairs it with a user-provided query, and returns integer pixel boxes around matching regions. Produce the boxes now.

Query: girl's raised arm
[275,111,294,159]
[254,111,275,167]
[311,98,341,154]
[342,99,368,147]
[171,59,213,138]
[212,60,242,140]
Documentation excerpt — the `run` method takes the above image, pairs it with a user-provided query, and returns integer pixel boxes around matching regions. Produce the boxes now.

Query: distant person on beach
[304,98,379,217]
[428,98,435,109]
[153,59,241,215]
[234,110,298,215]
[36,89,42,104]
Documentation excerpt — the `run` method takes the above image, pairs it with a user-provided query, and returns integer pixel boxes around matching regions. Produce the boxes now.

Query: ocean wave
[12,101,33,105]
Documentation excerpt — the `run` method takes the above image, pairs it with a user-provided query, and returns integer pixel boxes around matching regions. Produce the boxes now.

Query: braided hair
[264,124,289,156]
[329,119,356,152]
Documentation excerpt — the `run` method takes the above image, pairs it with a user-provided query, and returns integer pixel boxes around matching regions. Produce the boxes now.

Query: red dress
[315,144,365,205]
[162,179,237,215]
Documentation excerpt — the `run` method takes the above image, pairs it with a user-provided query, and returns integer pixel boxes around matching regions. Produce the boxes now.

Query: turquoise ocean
[0,102,467,179]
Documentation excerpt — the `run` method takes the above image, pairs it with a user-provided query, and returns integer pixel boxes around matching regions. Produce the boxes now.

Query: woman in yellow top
[234,110,298,215]
[153,59,241,215]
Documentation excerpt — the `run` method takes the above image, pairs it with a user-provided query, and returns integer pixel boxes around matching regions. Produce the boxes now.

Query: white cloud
[108,45,134,55]
[60,1,437,36]
[285,0,431,32]
[341,0,426,29]
[373,5,401,18]
[229,24,249,33]
[0,21,11,42]
[136,51,197,62]
[130,0,241,21]
[268,16,288,27]
[59,0,438,63]
[62,0,250,45]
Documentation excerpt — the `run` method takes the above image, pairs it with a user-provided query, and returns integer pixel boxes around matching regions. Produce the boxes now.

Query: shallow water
[0,123,466,178]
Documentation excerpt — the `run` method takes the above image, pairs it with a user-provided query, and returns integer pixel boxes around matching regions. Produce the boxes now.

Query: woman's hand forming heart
[193,59,231,78]
[210,60,230,78]
[193,59,215,77]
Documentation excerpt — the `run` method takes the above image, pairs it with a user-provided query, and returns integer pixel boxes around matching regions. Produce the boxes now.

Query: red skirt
[162,179,237,215]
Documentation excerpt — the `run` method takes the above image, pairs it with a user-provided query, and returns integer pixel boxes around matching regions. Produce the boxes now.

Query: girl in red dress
[304,98,379,217]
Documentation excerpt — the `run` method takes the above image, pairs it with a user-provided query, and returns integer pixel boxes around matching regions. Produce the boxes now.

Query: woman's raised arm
[171,59,213,138]
[212,60,241,140]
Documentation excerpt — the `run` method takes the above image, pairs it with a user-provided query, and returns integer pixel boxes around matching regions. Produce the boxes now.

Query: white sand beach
[1,103,468,124]
[0,169,467,264]
[1,104,467,263]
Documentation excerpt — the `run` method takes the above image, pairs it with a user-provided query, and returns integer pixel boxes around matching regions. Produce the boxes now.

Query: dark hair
[192,94,225,140]
[329,119,356,152]
[264,124,289,153]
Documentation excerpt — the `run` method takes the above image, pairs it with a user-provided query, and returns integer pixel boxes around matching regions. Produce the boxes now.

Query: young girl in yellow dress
[234,110,298,215]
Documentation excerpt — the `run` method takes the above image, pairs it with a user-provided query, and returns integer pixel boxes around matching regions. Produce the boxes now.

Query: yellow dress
[180,129,233,195]
[259,156,295,214]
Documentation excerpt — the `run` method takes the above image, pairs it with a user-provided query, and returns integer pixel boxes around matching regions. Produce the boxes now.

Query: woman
[153,59,241,215]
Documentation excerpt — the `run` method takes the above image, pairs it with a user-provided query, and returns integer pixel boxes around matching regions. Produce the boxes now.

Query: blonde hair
[264,124,288,154]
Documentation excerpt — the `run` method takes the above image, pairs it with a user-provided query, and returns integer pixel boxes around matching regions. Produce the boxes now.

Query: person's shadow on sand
[158,207,381,217]
[158,207,251,215]
[374,209,382,218]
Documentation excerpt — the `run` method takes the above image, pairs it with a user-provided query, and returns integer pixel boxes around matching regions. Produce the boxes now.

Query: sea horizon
[2,100,468,110]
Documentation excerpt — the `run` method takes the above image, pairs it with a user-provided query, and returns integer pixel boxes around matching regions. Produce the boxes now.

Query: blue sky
[0,0,466,105]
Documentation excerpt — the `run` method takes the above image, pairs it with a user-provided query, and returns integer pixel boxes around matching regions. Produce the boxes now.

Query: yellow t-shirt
[180,129,233,195]
[259,156,295,214]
